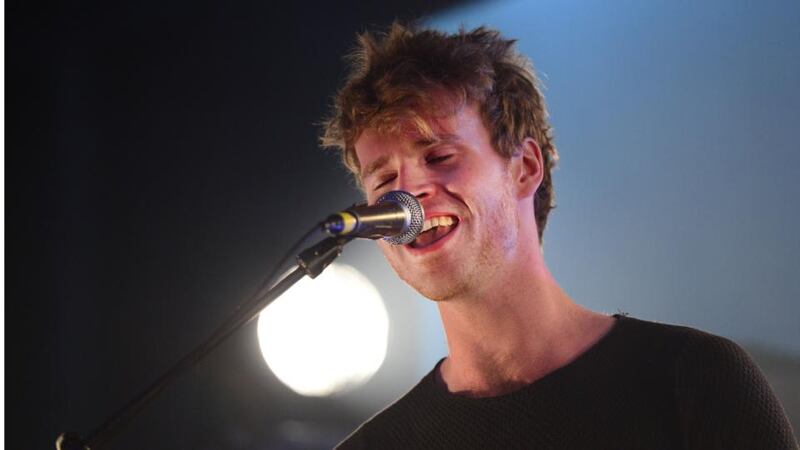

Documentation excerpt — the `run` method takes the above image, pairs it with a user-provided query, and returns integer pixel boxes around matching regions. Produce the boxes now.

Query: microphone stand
[56,235,354,450]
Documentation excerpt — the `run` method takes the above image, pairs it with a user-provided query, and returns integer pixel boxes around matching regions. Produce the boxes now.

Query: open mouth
[409,215,459,249]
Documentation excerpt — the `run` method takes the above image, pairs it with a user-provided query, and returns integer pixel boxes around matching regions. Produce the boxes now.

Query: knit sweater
[337,315,798,449]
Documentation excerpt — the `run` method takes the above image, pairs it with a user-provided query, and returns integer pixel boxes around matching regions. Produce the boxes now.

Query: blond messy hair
[321,22,558,241]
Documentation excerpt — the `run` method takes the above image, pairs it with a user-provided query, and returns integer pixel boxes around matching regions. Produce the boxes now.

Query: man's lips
[409,215,460,249]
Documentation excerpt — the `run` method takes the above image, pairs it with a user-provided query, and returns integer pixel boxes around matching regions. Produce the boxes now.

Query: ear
[510,138,544,199]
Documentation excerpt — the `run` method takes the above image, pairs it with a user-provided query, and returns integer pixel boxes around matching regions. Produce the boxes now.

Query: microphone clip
[297,235,354,279]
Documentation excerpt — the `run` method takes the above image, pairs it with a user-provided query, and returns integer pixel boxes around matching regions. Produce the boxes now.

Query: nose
[396,166,434,201]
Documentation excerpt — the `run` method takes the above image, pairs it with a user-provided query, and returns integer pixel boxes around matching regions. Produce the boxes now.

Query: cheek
[377,241,399,261]
[472,181,515,224]
[446,163,500,196]
[361,186,376,204]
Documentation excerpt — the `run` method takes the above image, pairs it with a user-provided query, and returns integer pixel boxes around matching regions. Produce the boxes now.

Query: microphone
[322,190,425,245]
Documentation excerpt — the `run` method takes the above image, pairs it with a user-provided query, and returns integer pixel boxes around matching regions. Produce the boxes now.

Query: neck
[436,245,613,398]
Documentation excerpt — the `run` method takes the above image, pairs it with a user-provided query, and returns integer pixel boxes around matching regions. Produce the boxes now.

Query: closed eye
[427,154,453,165]
[374,174,396,191]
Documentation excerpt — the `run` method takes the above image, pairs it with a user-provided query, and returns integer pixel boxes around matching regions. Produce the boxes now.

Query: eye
[426,154,453,165]
[374,174,396,191]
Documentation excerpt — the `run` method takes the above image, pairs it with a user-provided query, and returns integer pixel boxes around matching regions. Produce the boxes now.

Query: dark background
[7,1,469,448]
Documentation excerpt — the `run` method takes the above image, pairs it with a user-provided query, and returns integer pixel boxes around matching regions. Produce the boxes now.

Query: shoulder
[335,364,442,450]
[612,314,714,344]
[608,314,759,367]
[599,315,730,370]
[613,316,797,448]
[616,316,798,449]
[612,315,775,407]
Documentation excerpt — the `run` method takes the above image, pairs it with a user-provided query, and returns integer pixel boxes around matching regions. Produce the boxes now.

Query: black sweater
[337,315,798,449]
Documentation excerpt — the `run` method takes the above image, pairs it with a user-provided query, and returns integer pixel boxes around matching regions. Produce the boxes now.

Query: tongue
[412,225,454,248]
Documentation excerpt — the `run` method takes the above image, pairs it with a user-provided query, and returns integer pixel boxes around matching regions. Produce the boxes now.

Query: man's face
[354,104,523,302]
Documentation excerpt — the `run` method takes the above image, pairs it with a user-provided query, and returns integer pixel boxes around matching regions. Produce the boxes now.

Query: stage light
[257,263,389,397]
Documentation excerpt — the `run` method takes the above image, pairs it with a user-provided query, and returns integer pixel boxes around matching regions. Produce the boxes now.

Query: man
[321,23,798,449]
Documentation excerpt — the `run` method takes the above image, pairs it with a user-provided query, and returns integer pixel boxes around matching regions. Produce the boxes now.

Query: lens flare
[257,263,389,396]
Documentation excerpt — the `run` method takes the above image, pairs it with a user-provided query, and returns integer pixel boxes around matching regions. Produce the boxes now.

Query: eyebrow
[361,154,390,180]
[360,133,462,180]
[415,133,461,149]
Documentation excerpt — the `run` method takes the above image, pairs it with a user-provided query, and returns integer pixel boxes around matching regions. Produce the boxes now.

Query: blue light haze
[424,0,800,355]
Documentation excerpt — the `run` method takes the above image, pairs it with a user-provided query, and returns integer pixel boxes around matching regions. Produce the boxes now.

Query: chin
[414,284,461,303]
[395,268,466,302]
[381,246,471,301]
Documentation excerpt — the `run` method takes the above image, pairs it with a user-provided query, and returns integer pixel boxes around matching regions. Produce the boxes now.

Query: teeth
[421,216,456,233]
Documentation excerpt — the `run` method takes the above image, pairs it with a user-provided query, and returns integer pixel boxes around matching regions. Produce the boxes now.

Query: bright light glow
[257,263,389,397]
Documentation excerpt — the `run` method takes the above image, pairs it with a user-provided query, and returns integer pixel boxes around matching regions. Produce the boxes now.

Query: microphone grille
[377,190,425,245]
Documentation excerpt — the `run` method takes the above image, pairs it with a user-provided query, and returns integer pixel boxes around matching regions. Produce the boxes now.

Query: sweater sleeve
[674,332,798,450]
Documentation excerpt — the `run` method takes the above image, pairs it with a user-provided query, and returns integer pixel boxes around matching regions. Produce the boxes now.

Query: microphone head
[377,190,425,245]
